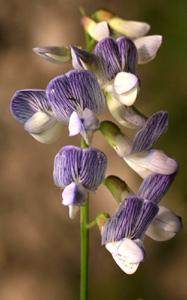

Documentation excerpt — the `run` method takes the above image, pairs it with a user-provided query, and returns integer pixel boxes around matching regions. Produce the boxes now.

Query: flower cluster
[10,8,182,276]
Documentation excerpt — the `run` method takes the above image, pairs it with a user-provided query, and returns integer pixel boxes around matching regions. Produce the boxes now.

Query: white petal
[24,111,57,133]
[134,35,163,64]
[112,72,139,106]
[31,121,63,144]
[93,21,110,41]
[68,204,80,219]
[125,150,178,178]
[106,238,144,274]
[146,206,182,241]
[109,17,150,39]
[82,108,100,131]
[68,111,82,136]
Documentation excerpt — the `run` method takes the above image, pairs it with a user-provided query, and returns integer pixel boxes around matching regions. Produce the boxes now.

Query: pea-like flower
[100,111,178,178]
[53,145,107,218]
[71,37,140,106]
[10,89,64,144]
[101,172,182,274]
[46,69,105,145]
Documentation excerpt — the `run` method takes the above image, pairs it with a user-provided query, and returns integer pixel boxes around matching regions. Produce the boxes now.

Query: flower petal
[106,238,145,274]
[132,200,159,239]
[112,72,139,106]
[130,111,169,154]
[106,93,147,128]
[80,148,107,192]
[30,121,64,144]
[125,150,179,178]
[33,46,71,64]
[53,145,82,188]
[134,35,163,64]
[137,172,178,203]
[70,46,96,70]
[117,37,138,74]
[62,182,88,206]
[94,37,121,81]
[81,17,110,41]
[46,70,105,124]
[68,111,82,136]
[82,108,100,130]
[68,204,80,219]
[10,89,50,123]
[108,17,150,39]
[146,206,183,241]
[24,111,57,134]
[102,197,143,244]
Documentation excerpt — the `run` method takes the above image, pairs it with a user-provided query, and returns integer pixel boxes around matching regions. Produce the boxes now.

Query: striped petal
[106,238,145,274]
[53,146,107,192]
[33,46,71,64]
[137,172,178,203]
[134,35,163,64]
[117,37,138,74]
[10,89,50,123]
[102,197,143,244]
[130,111,169,154]
[146,206,183,241]
[53,146,82,188]
[125,150,179,178]
[94,37,121,81]
[80,148,107,192]
[132,200,159,239]
[106,93,147,128]
[70,46,96,70]
[46,70,105,124]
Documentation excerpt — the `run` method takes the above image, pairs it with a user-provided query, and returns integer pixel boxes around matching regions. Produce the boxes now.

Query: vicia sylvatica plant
[10,8,182,300]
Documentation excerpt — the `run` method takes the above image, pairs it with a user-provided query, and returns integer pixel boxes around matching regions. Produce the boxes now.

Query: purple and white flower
[102,172,182,274]
[71,37,140,106]
[46,69,105,145]
[10,89,64,144]
[100,111,178,178]
[53,145,107,218]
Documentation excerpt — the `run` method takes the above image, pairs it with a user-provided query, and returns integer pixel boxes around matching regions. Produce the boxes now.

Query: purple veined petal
[130,111,169,154]
[137,172,178,203]
[82,108,100,131]
[24,111,57,134]
[146,206,183,241]
[30,121,64,144]
[68,204,80,219]
[46,70,105,124]
[102,197,143,244]
[112,72,139,106]
[106,93,147,128]
[108,17,150,39]
[68,111,82,136]
[106,238,145,274]
[125,150,179,178]
[131,200,159,240]
[62,182,88,206]
[117,37,138,74]
[94,37,121,81]
[33,46,71,64]
[80,148,107,192]
[53,145,82,188]
[134,35,163,64]
[10,89,50,123]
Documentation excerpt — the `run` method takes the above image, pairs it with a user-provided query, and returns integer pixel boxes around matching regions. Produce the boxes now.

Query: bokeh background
[0,0,186,299]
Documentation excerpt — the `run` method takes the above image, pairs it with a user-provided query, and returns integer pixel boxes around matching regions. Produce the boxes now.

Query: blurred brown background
[0,0,186,299]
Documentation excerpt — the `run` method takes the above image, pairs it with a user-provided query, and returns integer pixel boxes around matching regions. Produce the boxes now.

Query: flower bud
[33,46,71,64]
[96,213,110,235]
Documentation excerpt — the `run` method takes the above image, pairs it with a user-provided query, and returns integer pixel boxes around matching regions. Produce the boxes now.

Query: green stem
[80,137,89,300]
